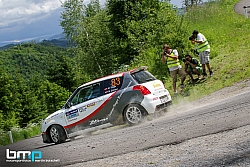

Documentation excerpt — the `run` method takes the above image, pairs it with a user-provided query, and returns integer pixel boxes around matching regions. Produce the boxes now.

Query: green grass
[165,0,250,102]
[0,123,41,146]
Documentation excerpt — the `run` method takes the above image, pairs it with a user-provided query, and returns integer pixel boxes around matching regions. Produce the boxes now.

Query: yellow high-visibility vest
[167,52,180,68]
[195,35,210,53]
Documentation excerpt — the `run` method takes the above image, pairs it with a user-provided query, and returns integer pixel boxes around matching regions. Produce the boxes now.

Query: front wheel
[49,125,66,144]
[124,104,147,124]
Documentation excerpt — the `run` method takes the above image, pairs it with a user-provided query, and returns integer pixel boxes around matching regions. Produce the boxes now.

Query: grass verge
[165,0,250,103]
[0,123,41,146]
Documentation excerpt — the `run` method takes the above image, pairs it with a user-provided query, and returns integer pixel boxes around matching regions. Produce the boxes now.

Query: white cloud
[0,0,66,28]
[0,0,108,29]
[0,0,106,44]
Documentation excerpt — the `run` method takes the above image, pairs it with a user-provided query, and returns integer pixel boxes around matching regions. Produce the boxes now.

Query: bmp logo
[6,149,42,162]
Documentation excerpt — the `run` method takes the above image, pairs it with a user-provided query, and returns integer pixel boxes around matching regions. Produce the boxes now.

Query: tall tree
[47,54,76,92]
[106,0,164,62]
[60,0,120,78]
[106,0,185,56]
[14,74,47,127]
[0,68,20,130]
[38,81,71,114]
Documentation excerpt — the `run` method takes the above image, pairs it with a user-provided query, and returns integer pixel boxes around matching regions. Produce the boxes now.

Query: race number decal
[111,77,121,87]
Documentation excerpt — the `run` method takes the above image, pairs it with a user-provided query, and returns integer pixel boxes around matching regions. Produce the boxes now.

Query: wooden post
[243,6,249,19]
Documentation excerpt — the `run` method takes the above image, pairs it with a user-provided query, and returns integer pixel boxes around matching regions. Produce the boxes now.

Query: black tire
[49,125,66,144]
[124,104,147,124]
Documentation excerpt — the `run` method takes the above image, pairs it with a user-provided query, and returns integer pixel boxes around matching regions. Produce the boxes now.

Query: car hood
[45,109,65,120]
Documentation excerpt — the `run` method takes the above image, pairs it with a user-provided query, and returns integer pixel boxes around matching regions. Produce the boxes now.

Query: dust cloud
[162,98,203,119]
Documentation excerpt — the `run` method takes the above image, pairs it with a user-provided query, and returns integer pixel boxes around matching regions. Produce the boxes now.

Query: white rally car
[41,67,172,144]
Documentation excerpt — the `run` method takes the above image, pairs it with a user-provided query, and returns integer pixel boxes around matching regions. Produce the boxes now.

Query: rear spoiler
[130,66,148,74]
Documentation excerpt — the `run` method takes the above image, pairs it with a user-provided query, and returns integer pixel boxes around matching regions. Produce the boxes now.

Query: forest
[2,0,242,132]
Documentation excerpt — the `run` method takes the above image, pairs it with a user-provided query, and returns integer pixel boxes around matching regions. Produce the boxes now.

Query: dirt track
[0,79,250,167]
[234,0,250,16]
[66,79,250,167]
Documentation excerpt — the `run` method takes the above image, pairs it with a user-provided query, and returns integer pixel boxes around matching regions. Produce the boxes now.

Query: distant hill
[0,44,16,50]
[0,42,71,81]
[49,33,66,40]
[40,38,73,48]
[0,33,73,50]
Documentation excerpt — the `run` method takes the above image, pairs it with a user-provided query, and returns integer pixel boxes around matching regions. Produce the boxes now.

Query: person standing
[162,44,186,94]
[190,30,214,78]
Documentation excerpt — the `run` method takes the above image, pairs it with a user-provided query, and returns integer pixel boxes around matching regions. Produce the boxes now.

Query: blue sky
[0,0,183,46]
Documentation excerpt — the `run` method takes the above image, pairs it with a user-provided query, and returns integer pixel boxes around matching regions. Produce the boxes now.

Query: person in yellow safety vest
[190,30,214,78]
[162,44,186,94]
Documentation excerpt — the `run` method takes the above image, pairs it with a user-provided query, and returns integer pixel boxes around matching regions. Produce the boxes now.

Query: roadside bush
[0,123,41,146]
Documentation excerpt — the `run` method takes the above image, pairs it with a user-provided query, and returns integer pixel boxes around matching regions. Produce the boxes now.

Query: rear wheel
[124,104,147,124]
[49,125,66,144]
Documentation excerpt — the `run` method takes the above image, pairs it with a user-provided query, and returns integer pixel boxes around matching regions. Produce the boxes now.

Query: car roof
[78,66,148,88]
[79,72,125,88]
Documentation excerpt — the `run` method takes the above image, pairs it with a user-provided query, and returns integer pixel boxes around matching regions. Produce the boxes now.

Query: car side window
[71,83,101,106]
[103,76,123,95]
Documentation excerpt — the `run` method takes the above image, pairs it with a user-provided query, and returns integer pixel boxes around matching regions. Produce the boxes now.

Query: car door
[63,82,106,133]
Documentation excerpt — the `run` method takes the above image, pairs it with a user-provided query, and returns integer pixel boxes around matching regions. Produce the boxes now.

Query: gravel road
[1,79,249,167]
[65,79,250,167]
[234,0,250,16]
[68,126,250,167]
